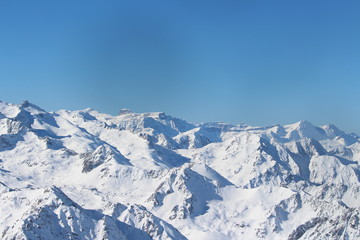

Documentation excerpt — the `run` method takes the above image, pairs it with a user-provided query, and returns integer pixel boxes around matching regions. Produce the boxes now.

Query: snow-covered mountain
[0,100,359,240]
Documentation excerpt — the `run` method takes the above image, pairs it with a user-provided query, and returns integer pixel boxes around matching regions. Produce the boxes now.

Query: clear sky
[0,0,359,133]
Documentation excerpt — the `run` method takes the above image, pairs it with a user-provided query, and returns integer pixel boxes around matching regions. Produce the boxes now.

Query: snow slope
[0,100,359,239]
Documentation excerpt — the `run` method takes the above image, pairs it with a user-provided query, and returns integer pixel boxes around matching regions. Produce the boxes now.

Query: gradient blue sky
[0,0,359,133]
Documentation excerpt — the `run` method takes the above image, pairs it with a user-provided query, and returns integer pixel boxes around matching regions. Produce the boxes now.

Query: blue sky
[0,0,360,133]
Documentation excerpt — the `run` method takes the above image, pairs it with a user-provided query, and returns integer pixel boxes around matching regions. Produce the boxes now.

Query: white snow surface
[0,100,359,240]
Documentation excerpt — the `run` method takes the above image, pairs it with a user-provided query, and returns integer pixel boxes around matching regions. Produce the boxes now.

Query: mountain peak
[20,100,45,113]
[119,108,132,115]
[295,120,313,129]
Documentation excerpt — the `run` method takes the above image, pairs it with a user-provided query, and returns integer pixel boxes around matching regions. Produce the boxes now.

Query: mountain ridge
[0,100,359,239]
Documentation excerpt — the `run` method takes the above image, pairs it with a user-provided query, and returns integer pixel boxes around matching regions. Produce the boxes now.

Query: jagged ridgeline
[0,100,359,240]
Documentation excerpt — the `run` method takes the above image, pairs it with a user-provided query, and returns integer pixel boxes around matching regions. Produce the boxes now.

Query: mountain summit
[0,101,359,239]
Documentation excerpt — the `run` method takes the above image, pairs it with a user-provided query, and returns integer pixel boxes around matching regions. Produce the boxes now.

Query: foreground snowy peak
[0,100,359,240]
[1,186,127,240]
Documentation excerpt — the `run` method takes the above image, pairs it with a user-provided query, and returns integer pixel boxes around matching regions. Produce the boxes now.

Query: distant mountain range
[0,100,359,239]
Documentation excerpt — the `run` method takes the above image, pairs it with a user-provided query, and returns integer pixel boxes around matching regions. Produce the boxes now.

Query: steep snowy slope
[0,100,359,239]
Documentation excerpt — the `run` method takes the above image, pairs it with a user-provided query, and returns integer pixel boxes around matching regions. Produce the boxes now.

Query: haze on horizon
[0,0,359,133]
